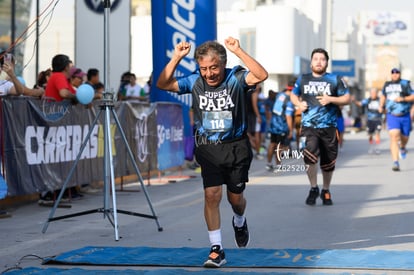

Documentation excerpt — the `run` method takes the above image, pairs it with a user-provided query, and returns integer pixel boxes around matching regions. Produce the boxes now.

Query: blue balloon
[76,84,94,105]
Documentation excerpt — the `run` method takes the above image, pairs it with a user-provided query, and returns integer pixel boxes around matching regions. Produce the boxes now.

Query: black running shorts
[301,127,338,172]
[366,120,382,135]
[195,137,253,194]
[270,133,290,146]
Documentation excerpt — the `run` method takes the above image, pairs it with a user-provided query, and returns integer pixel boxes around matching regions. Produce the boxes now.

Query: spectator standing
[69,67,86,90]
[0,51,44,97]
[86,68,103,99]
[40,54,77,204]
[117,71,132,101]
[86,68,100,87]
[94,82,105,96]
[44,54,76,102]
[140,73,152,102]
[0,51,24,96]
[125,73,146,101]
[34,69,52,89]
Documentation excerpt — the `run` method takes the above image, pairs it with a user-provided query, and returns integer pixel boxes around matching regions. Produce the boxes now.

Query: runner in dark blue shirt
[353,88,383,154]
[379,68,414,171]
[291,48,350,206]
[156,37,268,268]
[266,87,294,172]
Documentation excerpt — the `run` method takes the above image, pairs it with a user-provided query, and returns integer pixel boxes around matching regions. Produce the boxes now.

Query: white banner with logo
[75,0,130,91]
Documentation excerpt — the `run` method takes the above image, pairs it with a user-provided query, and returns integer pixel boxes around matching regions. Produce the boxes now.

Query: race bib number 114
[202,110,233,132]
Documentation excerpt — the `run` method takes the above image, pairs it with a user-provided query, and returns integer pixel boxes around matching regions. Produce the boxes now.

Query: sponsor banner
[151,0,217,160]
[151,0,217,103]
[361,11,411,45]
[122,101,158,173]
[332,60,356,77]
[1,98,179,196]
[2,97,101,195]
[156,102,184,170]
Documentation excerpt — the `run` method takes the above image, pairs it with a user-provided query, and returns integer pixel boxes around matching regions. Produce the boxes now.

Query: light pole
[11,0,15,55]
[326,0,333,70]
[35,0,39,81]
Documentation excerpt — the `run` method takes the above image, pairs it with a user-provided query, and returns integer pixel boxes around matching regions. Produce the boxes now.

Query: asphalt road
[1,130,413,274]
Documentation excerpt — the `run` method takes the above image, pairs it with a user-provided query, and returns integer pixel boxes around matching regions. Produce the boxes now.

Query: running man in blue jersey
[156,37,268,268]
[353,88,383,154]
[266,86,294,172]
[379,68,414,171]
[290,48,350,206]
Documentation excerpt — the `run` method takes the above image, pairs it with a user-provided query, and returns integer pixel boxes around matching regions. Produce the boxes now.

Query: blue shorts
[386,113,412,136]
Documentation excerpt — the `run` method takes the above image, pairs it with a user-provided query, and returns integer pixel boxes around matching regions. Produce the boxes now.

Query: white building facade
[215,0,329,93]
[130,0,331,94]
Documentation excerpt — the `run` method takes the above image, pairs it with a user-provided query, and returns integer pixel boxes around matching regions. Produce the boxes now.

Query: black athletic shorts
[270,133,290,146]
[301,127,338,172]
[366,120,382,135]
[195,137,253,194]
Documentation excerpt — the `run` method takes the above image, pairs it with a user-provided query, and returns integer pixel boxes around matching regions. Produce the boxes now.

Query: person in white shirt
[0,52,24,96]
[125,73,147,101]
[0,51,43,97]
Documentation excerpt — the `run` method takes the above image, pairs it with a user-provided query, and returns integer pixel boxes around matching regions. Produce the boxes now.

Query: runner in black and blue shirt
[379,68,414,171]
[353,88,383,154]
[156,37,268,268]
[290,48,350,206]
[266,87,294,172]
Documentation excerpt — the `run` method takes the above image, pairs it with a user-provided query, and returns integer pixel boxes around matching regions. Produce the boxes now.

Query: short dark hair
[94,82,104,90]
[87,68,99,81]
[51,54,71,72]
[311,48,329,62]
[194,41,227,66]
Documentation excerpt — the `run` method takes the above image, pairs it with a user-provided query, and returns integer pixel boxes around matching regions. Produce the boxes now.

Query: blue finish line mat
[2,267,374,275]
[42,246,414,271]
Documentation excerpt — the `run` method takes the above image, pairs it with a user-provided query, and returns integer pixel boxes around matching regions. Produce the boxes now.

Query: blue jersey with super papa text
[177,66,253,143]
[361,98,382,121]
[292,72,349,128]
[381,79,414,116]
